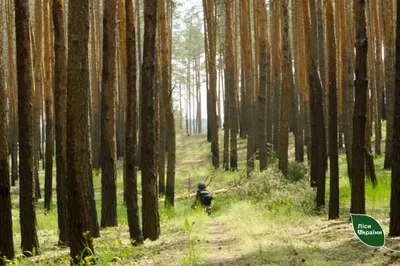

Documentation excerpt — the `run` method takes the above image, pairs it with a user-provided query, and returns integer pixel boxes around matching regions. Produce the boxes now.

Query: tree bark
[15,0,42,256]
[383,0,395,169]
[141,0,160,241]
[203,0,219,168]
[278,0,290,176]
[53,0,69,245]
[240,0,255,176]
[44,0,54,213]
[101,0,118,227]
[303,0,327,207]
[67,0,99,260]
[327,0,339,219]
[257,0,268,171]
[124,0,143,244]
[389,0,400,235]
[0,6,15,259]
[351,0,367,215]
[159,0,176,207]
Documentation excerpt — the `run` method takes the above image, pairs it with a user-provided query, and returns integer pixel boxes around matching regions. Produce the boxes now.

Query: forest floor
[9,126,400,265]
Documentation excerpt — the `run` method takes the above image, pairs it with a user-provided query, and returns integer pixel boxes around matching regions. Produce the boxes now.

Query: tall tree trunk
[226,0,238,170]
[257,0,268,171]
[203,0,219,168]
[351,0,367,215]
[90,0,101,170]
[271,0,281,152]
[292,0,304,163]
[383,0,395,169]
[389,0,400,235]
[53,0,69,245]
[0,5,15,259]
[7,0,18,187]
[101,0,118,228]
[33,0,43,201]
[327,0,339,219]
[67,0,99,261]
[278,0,290,176]
[240,0,255,175]
[159,0,176,207]
[125,0,143,244]
[15,0,42,256]
[340,0,353,179]
[141,0,160,241]
[196,57,202,133]
[372,0,383,156]
[44,0,54,213]
[303,0,327,206]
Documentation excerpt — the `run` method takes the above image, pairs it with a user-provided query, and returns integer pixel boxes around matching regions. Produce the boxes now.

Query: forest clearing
[5,131,400,265]
[2,0,400,265]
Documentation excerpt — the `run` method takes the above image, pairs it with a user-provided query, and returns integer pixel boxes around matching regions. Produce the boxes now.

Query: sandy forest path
[201,219,243,265]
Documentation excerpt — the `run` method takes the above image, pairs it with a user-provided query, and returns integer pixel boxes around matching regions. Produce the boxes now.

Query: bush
[239,167,315,215]
[287,161,308,182]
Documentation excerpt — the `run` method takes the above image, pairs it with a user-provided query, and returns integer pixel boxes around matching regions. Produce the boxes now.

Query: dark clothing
[196,189,213,206]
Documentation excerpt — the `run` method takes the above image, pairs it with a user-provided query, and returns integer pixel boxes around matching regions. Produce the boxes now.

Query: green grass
[7,128,400,265]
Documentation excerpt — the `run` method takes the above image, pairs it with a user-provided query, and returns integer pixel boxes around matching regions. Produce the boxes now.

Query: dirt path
[201,220,244,266]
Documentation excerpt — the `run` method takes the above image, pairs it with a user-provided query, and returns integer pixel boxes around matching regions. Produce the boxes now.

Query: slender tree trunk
[33,0,43,201]
[240,0,255,175]
[159,0,176,207]
[257,0,268,171]
[339,0,353,179]
[383,0,395,169]
[7,0,18,187]
[203,0,219,168]
[327,0,339,219]
[271,0,280,152]
[278,0,290,176]
[53,0,69,245]
[141,0,160,241]
[303,0,327,206]
[101,0,118,227]
[372,0,383,156]
[125,0,143,244]
[0,5,14,259]
[292,0,304,163]
[44,0,54,213]
[15,0,41,256]
[351,0,367,215]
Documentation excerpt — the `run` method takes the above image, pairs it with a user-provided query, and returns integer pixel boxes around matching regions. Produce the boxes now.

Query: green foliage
[181,217,199,266]
[287,161,308,182]
[239,168,315,215]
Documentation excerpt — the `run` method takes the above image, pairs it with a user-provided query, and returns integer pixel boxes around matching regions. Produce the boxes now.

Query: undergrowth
[239,162,316,215]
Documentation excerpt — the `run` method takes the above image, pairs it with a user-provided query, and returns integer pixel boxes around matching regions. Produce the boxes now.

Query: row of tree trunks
[303,0,327,208]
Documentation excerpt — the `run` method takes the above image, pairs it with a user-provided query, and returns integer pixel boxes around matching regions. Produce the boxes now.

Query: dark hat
[198,181,206,190]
